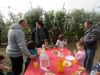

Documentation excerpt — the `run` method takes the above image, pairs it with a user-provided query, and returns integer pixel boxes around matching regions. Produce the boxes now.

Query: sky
[0,0,100,19]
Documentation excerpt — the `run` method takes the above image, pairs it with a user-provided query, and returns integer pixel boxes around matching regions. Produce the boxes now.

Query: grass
[0,42,100,74]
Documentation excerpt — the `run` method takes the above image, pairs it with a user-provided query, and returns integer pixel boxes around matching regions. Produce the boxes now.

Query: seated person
[55,34,67,48]
[24,41,38,71]
[74,41,86,66]
[42,39,50,50]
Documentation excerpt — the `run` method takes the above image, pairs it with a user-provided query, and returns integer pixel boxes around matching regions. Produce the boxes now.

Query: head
[0,55,4,62]
[43,39,49,45]
[27,41,36,49]
[19,19,28,29]
[36,21,43,29]
[58,34,64,41]
[76,41,85,50]
[84,21,93,30]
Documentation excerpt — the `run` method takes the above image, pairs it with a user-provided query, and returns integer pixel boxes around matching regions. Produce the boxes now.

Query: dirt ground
[0,43,100,75]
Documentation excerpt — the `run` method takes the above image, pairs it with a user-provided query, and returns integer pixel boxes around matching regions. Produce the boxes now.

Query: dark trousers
[0,72,4,75]
[10,56,23,75]
[84,48,96,72]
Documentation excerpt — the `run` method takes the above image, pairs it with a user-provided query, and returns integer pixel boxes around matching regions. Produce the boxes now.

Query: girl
[74,41,86,66]
[55,34,67,48]
[42,39,50,49]
[25,41,38,71]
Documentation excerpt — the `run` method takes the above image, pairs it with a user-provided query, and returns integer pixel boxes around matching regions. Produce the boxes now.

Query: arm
[55,40,59,47]
[84,29,98,43]
[75,52,85,61]
[40,28,46,41]
[31,29,36,41]
[64,39,67,46]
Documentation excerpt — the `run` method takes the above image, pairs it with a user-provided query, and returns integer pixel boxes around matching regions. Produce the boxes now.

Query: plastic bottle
[57,52,64,73]
[90,69,96,75]
[90,64,97,75]
[40,48,49,71]
[97,60,100,72]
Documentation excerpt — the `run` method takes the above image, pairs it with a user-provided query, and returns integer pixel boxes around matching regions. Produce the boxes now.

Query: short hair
[43,39,48,44]
[36,21,43,27]
[27,41,36,49]
[58,34,64,41]
[0,55,4,62]
[76,41,85,47]
[19,19,25,24]
[85,21,93,25]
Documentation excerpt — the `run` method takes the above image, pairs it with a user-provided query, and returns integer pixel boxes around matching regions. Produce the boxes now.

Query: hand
[30,55,37,60]
[3,65,10,71]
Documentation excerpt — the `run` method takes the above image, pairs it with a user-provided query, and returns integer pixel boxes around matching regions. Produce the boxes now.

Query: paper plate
[63,60,72,67]
[65,55,75,61]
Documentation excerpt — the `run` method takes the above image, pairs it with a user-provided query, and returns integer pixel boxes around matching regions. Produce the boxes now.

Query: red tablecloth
[24,48,89,75]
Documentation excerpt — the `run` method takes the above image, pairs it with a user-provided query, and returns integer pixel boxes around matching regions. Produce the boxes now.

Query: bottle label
[41,59,49,67]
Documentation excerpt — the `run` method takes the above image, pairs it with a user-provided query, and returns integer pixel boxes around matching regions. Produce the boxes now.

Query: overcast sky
[0,0,100,19]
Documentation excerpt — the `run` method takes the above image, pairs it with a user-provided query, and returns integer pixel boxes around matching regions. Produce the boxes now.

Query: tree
[54,11,66,31]
[24,7,43,30]
[0,11,7,45]
[64,9,90,41]
[43,10,55,30]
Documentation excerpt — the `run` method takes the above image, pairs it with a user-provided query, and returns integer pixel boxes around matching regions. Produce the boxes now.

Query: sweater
[75,50,86,66]
[6,24,30,57]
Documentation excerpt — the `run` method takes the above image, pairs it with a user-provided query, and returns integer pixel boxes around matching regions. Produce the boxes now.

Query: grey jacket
[83,26,99,49]
[6,24,31,57]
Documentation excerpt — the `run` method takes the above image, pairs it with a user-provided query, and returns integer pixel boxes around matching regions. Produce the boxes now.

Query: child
[42,39,50,49]
[74,41,86,66]
[0,55,9,75]
[24,41,38,71]
[55,34,67,48]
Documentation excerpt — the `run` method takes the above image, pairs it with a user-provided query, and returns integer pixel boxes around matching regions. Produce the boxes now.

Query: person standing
[6,20,35,75]
[50,23,61,45]
[31,21,47,47]
[80,21,99,72]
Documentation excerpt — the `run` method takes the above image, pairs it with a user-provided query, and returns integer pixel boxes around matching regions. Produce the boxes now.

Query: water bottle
[90,70,96,75]
[97,60,100,72]
[40,48,49,71]
[90,65,97,75]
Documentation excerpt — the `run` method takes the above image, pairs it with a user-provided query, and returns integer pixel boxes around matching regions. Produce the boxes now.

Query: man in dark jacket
[32,21,47,47]
[81,21,99,72]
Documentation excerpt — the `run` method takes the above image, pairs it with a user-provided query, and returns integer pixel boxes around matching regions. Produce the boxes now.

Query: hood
[9,24,23,30]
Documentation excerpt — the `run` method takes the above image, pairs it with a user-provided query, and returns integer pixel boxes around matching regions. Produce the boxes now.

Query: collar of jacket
[10,24,24,30]
[85,26,94,33]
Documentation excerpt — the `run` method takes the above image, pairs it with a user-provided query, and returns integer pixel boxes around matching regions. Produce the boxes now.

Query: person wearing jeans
[80,21,99,72]
[85,48,96,72]
[6,20,35,75]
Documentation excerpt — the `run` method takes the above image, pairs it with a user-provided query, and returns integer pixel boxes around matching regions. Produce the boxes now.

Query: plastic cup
[34,61,38,68]
[72,59,78,64]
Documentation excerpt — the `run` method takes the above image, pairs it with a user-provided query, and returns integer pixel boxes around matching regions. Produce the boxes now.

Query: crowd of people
[0,19,99,75]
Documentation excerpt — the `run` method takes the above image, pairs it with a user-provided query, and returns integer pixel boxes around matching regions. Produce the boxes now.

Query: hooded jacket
[6,24,30,57]
[84,25,99,49]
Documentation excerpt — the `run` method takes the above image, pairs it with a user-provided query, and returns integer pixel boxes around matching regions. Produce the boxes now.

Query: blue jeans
[85,48,96,72]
